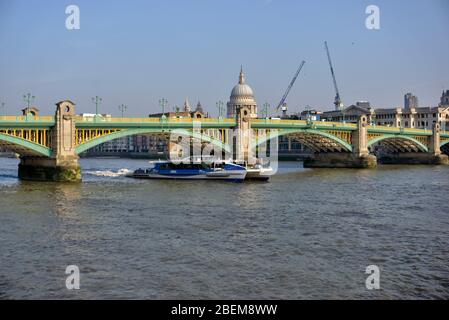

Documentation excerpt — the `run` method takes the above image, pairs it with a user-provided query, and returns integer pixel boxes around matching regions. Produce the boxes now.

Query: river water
[0,157,448,299]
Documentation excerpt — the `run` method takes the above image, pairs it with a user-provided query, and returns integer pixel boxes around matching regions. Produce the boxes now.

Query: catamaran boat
[198,156,274,181]
[127,160,247,182]
[245,163,274,181]
[233,160,274,181]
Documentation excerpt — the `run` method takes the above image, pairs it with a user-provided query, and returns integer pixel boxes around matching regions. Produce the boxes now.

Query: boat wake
[84,168,131,177]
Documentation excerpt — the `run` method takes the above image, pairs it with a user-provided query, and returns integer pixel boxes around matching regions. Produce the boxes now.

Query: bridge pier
[235,105,257,164]
[18,157,81,182]
[18,100,81,182]
[378,153,448,165]
[304,152,377,168]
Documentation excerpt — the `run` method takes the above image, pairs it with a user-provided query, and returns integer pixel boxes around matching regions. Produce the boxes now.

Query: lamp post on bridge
[371,112,376,126]
[0,102,5,116]
[262,103,270,119]
[92,96,103,122]
[23,93,35,108]
[159,98,168,118]
[216,100,224,119]
[305,105,312,122]
[118,104,127,118]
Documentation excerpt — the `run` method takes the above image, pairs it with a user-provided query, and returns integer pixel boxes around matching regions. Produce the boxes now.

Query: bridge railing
[312,121,357,128]
[75,116,161,123]
[252,118,358,129]
[0,116,55,122]
[166,117,235,123]
[252,118,307,125]
[74,116,236,124]
[367,124,432,135]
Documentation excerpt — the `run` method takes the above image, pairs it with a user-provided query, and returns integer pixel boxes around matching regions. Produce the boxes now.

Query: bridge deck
[0,116,55,127]
[0,116,445,137]
[74,117,236,129]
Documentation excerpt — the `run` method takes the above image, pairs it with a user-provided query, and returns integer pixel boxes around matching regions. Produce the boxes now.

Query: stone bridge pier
[304,116,377,168]
[18,101,81,182]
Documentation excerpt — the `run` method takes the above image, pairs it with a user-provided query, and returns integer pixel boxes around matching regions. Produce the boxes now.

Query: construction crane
[324,41,343,110]
[276,60,306,111]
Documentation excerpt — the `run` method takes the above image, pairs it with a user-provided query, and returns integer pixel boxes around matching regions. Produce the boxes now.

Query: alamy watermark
[64,5,379,31]
[365,5,380,30]
[65,5,80,30]
[65,265,80,290]
[365,265,380,290]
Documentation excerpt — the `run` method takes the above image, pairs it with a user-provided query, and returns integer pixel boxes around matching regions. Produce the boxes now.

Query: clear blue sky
[0,0,448,116]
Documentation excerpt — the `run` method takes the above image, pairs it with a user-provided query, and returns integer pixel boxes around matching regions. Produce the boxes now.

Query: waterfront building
[183,98,192,112]
[131,135,166,153]
[195,101,204,113]
[356,101,370,108]
[148,110,207,119]
[79,113,112,119]
[322,104,373,123]
[440,90,449,107]
[299,109,323,121]
[278,135,309,156]
[226,67,258,118]
[148,101,208,119]
[321,94,449,129]
[84,129,168,155]
[404,93,419,109]
[89,136,134,153]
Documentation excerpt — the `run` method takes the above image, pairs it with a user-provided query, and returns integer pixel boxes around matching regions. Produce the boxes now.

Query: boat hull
[245,168,273,181]
[127,170,247,182]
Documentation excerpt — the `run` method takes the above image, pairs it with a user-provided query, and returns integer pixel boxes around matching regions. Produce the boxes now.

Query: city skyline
[1,0,448,116]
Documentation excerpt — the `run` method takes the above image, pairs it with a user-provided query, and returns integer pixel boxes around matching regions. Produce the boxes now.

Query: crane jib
[276,60,306,111]
[324,41,343,109]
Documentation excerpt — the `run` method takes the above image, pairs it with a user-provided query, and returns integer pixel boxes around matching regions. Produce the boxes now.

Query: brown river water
[0,158,448,299]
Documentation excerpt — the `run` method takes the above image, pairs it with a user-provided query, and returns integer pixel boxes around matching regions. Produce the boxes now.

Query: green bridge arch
[0,133,52,157]
[440,140,449,148]
[367,134,429,152]
[251,128,354,152]
[75,128,232,154]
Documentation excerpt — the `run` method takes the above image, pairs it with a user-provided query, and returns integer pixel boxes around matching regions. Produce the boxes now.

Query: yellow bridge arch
[251,128,353,153]
[367,134,429,152]
[0,132,52,157]
[75,128,232,154]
